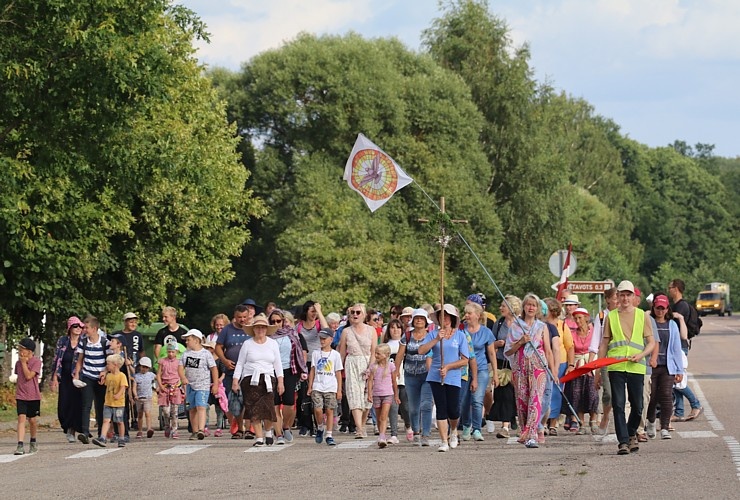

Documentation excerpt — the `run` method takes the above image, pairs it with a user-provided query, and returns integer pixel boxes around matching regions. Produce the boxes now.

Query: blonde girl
[366,343,399,448]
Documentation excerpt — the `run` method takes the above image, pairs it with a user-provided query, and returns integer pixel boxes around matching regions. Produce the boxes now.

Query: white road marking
[157,445,210,455]
[66,448,121,459]
[688,371,725,431]
[245,444,292,452]
[0,454,25,463]
[335,440,374,449]
[723,437,740,482]
[507,437,519,445]
[677,431,718,439]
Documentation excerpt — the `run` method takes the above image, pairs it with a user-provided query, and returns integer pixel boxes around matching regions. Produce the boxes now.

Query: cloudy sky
[179,0,740,158]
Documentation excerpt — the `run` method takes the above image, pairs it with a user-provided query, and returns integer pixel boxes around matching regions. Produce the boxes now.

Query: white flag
[343,134,413,212]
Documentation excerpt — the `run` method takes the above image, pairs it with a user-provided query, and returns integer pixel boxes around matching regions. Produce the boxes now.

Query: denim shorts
[103,405,125,423]
[186,386,210,408]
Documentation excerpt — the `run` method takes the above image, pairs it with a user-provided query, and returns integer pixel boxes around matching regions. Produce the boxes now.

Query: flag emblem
[344,134,412,212]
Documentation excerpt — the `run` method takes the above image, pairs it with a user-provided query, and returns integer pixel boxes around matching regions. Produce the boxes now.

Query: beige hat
[245,313,278,335]
[400,307,414,317]
[562,294,580,305]
[617,280,635,294]
[122,312,138,321]
[435,303,460,328]
[202,339,216,349]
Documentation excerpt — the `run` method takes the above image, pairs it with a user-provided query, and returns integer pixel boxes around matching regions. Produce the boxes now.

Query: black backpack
[680,299,703,339]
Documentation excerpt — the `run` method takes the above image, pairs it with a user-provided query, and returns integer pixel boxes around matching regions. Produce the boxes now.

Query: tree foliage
[0,1,263,350]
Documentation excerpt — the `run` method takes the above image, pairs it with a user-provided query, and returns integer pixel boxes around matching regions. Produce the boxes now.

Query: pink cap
[653,295,670,308]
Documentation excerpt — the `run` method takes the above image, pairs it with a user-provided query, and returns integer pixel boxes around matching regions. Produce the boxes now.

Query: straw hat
[245,313,278,335]
[562,294,580,305]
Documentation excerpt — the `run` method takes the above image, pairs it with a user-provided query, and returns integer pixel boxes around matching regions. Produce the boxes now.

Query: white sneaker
[646,422,656,439]
[388,435,399,445]
[661,429,672,440]
[486,420,495,434]
[449,433,459,449]
[438,443,450,452]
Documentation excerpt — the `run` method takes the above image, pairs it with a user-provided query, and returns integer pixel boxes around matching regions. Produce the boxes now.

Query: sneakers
[661,429,672,440]
[203,427,211,437]
[147,429,154,439]
[326,436,336,446]
[420,436,430,447]
[406,428,414,442]
[378,436,387,449]
[197,430,205,440]
[299,427,310,437]
[92,437,107,448]
[388,435,399,445]
[276,436,286,445]
[253,439,265,447]
[117,440,125,448]
[315,429,324,444]
[171,431,179,439]
[449,433,459,449]
[136,431,144,440]
[524,439,539,448]
[496,428,510,439]
[29,442,38,453]
[66,432,76,443]
[472,430,484,441]
[629,435,639,453]
[646,422,656,439]
[164,429,171,438]
[486,420,495,434]
[214,429,223,438]
[284,429,294,442]
[189,432,198,441]
[373,425,380,436]
[461,426,472,441]
[78,433,89,445]
[618,443,630,455]
[438,443,450,452]
[339,423,348,433]
[265,435,274,446]
[14,444,24,455]
[413,434,421,445]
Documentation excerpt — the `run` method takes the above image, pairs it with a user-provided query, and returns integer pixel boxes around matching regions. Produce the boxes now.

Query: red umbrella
[559,357,625,384]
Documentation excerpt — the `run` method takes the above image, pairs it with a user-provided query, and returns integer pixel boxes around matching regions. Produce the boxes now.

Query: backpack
[680,299,703,339]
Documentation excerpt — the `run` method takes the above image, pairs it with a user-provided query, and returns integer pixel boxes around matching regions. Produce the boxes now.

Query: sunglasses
[269,319,283,325]
[350,310,363,315]
[371,317,379,322]
[71,324,83,329]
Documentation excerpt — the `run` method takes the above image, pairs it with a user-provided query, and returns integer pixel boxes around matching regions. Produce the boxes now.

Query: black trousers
[609,371,644,445]
[80,377,106,438]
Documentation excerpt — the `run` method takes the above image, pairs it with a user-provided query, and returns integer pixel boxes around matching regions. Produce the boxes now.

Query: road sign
[567,281,613,294]
[548,250,577,277]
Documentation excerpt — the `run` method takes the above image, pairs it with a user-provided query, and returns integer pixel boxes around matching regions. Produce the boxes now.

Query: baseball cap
[617,280,635,294]
[123,312,138,321]
[109,334,124,343]
[653,295,670,308]
[139,357,152,368]
[573,307,589,317]
[182,329,204,340]
[318,328,334,339]
[19,337,36,352]
[166,343,179,351]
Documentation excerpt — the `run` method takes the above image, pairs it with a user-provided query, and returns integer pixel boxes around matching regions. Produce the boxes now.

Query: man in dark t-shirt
[154,306,188,359]
[113,312,146,366]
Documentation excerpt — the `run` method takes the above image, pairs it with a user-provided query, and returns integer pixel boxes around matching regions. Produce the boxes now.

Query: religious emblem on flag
[343,133,413,212]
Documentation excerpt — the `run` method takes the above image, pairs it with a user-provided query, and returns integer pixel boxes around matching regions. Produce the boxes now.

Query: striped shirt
[76,336,108,381]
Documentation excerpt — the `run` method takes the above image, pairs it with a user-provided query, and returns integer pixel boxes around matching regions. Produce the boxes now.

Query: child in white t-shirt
[307,329,343,446]
[132,357,156,439]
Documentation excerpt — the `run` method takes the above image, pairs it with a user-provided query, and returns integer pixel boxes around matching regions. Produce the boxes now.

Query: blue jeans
[539,378,553,431]
[673,348,701,417]
[460,369,490,432]
[549,363,568,419]
[609,371,644,445]
[404,372,433,437]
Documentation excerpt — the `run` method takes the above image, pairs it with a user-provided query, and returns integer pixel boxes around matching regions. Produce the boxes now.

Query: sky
[179,0,740,158]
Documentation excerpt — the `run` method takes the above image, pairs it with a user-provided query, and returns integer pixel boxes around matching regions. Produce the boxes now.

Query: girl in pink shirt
[366,344,400,448]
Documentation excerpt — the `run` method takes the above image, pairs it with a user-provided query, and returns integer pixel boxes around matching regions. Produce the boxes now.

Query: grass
[0,384,59,426]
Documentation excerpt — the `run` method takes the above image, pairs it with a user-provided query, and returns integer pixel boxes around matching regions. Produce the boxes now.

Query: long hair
[373,343,392,380]
[650,293,675,321]
[383,319,403,343]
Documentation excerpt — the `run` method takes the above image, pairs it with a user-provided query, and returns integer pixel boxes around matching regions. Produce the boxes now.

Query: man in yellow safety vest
[595,280,656,455]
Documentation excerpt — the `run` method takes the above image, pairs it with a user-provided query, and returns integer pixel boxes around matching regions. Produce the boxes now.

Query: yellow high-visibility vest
[607,308,647,374]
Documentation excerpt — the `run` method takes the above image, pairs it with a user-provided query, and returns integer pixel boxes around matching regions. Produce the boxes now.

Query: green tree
[202,33,507,316]
[0,0,263,373]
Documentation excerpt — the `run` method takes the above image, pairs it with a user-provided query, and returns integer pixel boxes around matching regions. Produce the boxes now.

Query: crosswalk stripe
[66,448,121,459]
[157,445,210,455]
[677,431,718,439]
[0,454,25,463]
[336,440,375,449]
[245,444,292,452]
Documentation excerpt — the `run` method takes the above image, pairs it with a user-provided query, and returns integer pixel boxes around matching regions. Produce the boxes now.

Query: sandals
[231,431,244,439]
[548,427,558,436]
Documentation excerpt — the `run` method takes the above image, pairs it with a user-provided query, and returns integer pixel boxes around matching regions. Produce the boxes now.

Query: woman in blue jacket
[646,293,686,440]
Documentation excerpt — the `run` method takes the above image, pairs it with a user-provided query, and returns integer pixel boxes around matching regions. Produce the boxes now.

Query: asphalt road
[1,315,739,499]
